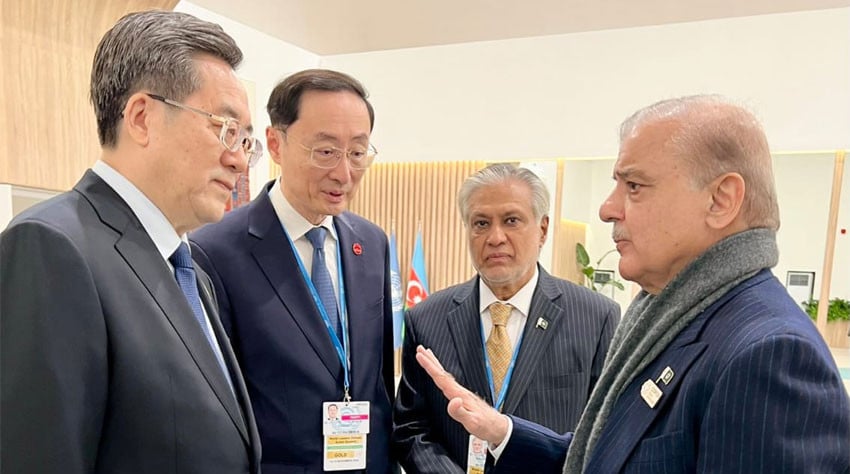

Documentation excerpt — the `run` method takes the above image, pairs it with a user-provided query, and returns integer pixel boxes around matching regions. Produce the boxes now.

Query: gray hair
[90,10,243,147]
[620,94,780,231]
[457,163,550,224]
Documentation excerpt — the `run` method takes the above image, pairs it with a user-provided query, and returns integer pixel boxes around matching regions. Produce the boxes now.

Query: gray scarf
[563,228,779,473]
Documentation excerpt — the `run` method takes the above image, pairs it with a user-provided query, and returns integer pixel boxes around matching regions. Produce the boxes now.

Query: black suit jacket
[392,268,619,473]
[190,181,396,473]
[0,171,261,474]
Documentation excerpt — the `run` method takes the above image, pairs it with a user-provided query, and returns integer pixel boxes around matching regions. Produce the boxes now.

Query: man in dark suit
[190,69,395,473]
[1,11,263,474]
[414,96,850,473]
[392,164,620,473]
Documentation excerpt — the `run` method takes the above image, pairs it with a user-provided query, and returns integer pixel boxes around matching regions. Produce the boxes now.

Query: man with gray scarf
[413,95,850,473]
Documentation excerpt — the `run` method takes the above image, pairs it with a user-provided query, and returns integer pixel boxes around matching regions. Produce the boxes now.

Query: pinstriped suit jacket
[392,267,620,473]
[496,270,850,473]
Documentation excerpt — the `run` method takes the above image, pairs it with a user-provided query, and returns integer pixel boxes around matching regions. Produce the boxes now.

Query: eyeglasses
[277,128,377,171]
[148,93,263,167]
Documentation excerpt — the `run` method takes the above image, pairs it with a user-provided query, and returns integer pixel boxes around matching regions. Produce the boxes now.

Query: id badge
[466,435,487,474]
[322,401,370,471]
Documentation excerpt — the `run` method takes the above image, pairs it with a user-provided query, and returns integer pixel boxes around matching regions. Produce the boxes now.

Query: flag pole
[394,215,400,376]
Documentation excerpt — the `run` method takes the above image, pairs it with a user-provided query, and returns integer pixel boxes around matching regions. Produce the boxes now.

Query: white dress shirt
[91,160,225,357]
[478,267,539,460]
[268,178,340,303]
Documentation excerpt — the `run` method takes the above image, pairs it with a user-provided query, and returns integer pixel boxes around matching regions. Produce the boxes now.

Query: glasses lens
[246,138,263,167]
[349,144,377,170]
[220,120,241,151]
[311,147,344,169]
[306,143,377,170]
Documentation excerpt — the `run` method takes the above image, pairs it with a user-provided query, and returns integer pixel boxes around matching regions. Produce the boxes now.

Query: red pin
[352,243,363,255]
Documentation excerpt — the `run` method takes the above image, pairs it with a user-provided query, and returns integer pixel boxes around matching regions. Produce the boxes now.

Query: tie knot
[305,227,327,249]
[490,302,511,326]
[169,242,193,269]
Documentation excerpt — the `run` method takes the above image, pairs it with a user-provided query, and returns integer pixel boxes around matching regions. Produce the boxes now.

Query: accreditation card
[322,401,370,471]
[466,434,487,474]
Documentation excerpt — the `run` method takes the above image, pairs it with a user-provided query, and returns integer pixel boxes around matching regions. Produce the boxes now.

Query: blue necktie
[169,242,233,390]
[305,227,342,338]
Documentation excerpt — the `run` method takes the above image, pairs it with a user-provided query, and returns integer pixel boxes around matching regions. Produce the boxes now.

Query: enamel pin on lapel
[641,366,676,408]
[641,380,662,408]
[535,317,549,330]
[352,243,362,255]
[659,366,674,385]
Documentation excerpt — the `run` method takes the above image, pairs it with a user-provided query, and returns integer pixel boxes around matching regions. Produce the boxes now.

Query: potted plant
[575,243,624,293]
[803,298,850,348]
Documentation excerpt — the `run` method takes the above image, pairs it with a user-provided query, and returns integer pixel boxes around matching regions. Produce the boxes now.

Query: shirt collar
[478,266,539,317]
[268,178,337,241]
[92,160,182,259]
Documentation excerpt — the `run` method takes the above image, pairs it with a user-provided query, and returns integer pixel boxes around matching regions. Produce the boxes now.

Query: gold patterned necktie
[486,302,513,401]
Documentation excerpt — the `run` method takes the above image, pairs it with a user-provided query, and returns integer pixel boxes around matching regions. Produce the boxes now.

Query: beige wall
[1,0,177,191]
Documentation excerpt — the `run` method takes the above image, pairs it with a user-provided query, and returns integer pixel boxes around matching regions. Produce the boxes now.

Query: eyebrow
[614,167,653,182]
[469,207,525,219]
[311,132,370,143]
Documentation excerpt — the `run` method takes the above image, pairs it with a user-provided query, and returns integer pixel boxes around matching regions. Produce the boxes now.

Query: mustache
[611,228,628,241]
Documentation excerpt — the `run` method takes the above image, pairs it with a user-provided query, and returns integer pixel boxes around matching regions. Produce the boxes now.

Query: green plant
[575,243,625,292]
[802,298,850,322]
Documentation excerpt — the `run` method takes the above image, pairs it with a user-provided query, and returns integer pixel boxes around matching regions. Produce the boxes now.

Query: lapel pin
[535,317,548,330]
[659,366,675,385]
[640,379,663,408]
[352,243,362,255]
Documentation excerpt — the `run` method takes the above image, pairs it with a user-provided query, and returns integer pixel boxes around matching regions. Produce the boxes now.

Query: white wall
[176,1,321,197]
[773,153,850,303]
[323,8,850,162]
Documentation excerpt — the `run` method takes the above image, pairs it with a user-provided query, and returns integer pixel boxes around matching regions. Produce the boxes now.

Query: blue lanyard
[479,310,524,412]
[283,226,351,400]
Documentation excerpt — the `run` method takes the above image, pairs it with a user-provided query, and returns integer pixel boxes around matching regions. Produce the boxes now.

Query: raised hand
[415,345,510,446]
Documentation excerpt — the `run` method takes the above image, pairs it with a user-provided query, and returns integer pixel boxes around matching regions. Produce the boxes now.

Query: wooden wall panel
[553,219,587,286]
[349,161,486,294]
[1,0,178,191]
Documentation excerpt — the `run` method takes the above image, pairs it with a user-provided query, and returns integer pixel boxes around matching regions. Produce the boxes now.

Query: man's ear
[706,172,745,229]
[266,126,283,165]
[122,92,153,146]
[538,215,549,247]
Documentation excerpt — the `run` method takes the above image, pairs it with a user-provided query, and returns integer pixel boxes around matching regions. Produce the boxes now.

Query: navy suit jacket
[1,171,260,474]
[496,270,850,473]
[190,181,395,474]
[392,268,620,473]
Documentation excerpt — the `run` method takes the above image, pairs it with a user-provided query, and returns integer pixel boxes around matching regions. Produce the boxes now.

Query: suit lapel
[334,216,370,397]
[587,340,707,473]
[447,279,492,403]
[587,277,761,472]
[502,271,563,414]
[248,192,342,380]
[197,270,253,445]
[76,172,249,443]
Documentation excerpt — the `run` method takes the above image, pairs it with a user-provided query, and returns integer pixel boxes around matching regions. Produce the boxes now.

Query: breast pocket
[623,430,689,474]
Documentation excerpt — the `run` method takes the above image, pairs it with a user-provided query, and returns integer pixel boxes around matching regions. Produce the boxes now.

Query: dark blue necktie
[305,227,342,338]
[169,242,233,390]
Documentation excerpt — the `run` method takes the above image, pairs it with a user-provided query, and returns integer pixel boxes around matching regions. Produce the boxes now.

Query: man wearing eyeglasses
[190,69,396,473]
[1,10,262,474]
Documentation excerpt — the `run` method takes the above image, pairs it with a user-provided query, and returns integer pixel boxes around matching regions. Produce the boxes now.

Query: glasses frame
[147,93,263,167]
[276,128,377,171]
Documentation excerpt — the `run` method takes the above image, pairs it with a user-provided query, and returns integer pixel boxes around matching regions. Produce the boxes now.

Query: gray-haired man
[1,10,262,474]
